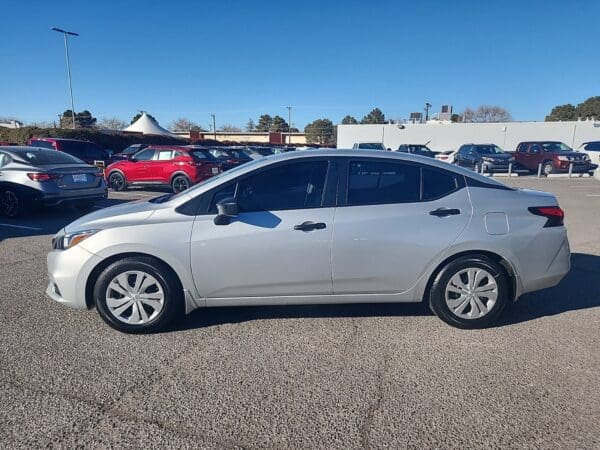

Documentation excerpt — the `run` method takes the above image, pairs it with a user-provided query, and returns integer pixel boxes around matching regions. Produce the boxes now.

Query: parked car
[0,146,107,217]
[207,148,252,170]
[514,141,596,175]
[47,150,570,333]
[434,150,456,164]
[113,144,149,161]
[352,142,386,150]
[27,138,114,168]
[454,144,515,172]
[395,144,435,158]
[105,145,221,193]
[578,141,600,166]
[243,147,274,159]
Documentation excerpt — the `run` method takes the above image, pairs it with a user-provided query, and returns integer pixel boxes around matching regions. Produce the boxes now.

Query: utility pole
[51,27,79,129]
[211,114,216,140]
[424,102,432,123]
[286,106,292,145]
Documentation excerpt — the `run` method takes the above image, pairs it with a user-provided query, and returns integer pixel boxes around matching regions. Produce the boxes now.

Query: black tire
[0,189,25,218]
[542,161,554,176]
[94,256,183,333]
[171,175,191,193]
[108,171,127,191]
[428,255,510,329]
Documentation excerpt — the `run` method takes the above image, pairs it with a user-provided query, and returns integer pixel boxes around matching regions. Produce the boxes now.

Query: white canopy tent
[123,112,177,137]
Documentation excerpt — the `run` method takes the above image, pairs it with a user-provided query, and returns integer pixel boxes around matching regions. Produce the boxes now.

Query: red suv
[28,138,114,168]
[515,141,596,175]
[105,145,222,193]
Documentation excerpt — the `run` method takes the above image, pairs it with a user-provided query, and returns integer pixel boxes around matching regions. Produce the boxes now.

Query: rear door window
[156,150,173,160]
[347,161,420,206]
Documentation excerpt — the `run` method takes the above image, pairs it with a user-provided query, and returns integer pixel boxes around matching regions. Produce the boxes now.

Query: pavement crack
[359,353,390,449]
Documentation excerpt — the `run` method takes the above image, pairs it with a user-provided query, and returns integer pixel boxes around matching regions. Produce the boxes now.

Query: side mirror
[214,197,238,225]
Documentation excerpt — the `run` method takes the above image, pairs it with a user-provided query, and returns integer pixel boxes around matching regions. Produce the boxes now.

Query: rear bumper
[521,235,571,294]
[38,188,108,206]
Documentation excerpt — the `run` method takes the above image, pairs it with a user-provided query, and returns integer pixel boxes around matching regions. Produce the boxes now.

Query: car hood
[64,199,161,234]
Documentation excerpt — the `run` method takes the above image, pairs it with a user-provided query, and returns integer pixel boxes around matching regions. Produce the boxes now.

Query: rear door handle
[294,221,326,231]
[429,208,461,217]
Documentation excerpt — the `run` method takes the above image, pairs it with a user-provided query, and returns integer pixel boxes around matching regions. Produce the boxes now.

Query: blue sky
[1,0,598,129]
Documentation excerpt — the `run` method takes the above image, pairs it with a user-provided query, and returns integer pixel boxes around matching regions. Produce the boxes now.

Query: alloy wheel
[105,271,165,324]
[1,191,19,217]
[172,176,190,193]
[109,173,125,191]
[444,268,498,319]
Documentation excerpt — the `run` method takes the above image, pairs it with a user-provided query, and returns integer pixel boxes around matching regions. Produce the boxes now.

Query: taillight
[528,206,564,227]
[27,172,61,182]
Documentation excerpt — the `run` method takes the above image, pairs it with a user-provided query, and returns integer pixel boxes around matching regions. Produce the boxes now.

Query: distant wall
[337,120,600,151]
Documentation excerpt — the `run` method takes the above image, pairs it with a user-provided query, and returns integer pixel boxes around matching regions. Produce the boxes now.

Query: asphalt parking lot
[1,178,599,448]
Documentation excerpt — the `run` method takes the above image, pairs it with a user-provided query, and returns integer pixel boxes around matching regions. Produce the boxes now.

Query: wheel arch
[169,171,191,184]
[84,252,184,309]
[423,250,517,305]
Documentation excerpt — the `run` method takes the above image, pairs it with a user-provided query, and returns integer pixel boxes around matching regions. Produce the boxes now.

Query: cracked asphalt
[1,179,599,449]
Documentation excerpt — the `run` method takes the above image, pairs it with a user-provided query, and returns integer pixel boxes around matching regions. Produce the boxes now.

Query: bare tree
[219,124,242,132]
[98,117,127,130]
[169,117,203,132]
[462,105,512,123]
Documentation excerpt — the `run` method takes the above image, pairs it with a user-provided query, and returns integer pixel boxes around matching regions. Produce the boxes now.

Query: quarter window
[236,161,328,212]
[348,161,420,205]
[156,150,173,160]
[422,168,458,200]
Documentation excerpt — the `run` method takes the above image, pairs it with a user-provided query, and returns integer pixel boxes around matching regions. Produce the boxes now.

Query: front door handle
[429,208,461,217]
[294,221,326,231]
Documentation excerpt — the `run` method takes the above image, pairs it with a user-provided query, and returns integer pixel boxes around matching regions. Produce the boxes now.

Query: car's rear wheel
[0,189,24,218]
[171,175,190,193]
[429,255,510,329]
[94,257,183,333]
[108,172,127,191]
[542,161,554,176]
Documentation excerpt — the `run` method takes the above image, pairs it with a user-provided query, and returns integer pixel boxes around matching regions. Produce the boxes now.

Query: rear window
[191,150,216,161]
[584,142,600,151]
[30,140,55,149]
[15,149,84,165]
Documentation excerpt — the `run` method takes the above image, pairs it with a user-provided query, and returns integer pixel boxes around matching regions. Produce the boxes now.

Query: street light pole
[51,27,79,129]
[211,114,216,141]
[286,106,292,145]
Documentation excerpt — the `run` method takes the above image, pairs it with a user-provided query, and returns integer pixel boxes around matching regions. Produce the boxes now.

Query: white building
[337,119,600,151]
[0,120,23,129]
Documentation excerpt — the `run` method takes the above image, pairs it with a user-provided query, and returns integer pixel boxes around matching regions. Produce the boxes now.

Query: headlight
[557,155,572,162]
[53,230,100,250]
[482,157,494,162]
[509,157,515,162]
[582,154,590,161]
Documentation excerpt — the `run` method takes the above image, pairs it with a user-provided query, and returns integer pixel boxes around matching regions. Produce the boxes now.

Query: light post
[286,106,292,145]
[51,27,79,129]
[211,114,217,140]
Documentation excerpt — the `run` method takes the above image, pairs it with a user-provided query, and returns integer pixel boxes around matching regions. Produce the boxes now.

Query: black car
[113,144,149,161]
[395,144,435,158]
[208,148,252,170]
[454,144,515,172]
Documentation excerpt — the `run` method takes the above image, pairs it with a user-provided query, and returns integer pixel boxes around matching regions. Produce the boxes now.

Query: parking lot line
[0,223,43,230]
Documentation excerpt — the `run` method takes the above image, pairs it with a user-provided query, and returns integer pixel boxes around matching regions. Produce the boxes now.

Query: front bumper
[555,161,595,172]
[46,245,102,309]
[482,161,513,172]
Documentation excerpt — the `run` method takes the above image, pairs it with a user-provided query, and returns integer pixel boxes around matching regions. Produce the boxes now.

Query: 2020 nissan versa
[46,150,570,333]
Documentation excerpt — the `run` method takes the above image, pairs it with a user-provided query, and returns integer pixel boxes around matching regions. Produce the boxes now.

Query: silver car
[46,150,570,333]
[0,146,108,217]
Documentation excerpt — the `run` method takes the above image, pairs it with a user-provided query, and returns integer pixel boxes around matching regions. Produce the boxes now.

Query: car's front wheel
[542,161,554,176]
[429,255,510,329]
[94,256,183,333]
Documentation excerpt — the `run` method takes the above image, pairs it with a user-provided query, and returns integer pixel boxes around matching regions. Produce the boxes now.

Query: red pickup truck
[514,141,596,175]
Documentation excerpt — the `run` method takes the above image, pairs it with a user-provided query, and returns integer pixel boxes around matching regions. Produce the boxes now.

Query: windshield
[474,145,505,155]
[15,149,85,165]
[542,142,572,152]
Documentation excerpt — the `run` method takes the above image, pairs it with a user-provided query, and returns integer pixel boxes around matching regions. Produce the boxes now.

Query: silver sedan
[46,150,570,332]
